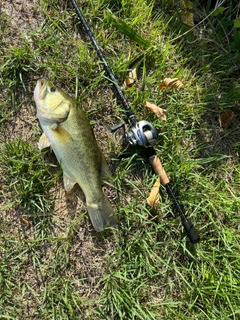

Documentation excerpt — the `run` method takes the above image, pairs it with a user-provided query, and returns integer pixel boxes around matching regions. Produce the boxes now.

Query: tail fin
[87,195,117,232]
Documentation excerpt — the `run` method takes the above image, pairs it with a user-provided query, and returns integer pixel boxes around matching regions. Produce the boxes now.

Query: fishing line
[70,0,200,244]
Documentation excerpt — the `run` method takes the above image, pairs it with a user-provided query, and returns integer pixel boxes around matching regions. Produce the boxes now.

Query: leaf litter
[145,101,167,121]
[220,109,235,129]
[147,177,160,209]
[160,77,184,90]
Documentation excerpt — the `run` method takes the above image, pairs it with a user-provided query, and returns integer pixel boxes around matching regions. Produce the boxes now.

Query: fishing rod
[70,0,199,244]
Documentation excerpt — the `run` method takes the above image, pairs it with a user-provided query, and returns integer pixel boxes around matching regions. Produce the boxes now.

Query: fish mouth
[35,79,69,123]
[34,79,48,101]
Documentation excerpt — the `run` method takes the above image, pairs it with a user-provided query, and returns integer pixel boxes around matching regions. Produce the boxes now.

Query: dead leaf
[127,67,137,84]
[20,216,31,226]
[160,78,184,90]
[182,0,193,10]
[145,101,167,121]
[122,62,138,89]
[220,110,235,129]
[147,177,160,209]
[182,11,194,27]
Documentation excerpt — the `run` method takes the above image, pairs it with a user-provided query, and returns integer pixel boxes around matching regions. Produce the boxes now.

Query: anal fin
[63,172,77,192]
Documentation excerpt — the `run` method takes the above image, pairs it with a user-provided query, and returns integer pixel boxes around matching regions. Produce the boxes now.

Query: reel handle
[109,122,125,133]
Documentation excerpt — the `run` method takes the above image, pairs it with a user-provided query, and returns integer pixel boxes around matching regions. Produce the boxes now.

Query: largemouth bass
[34,79,116,232]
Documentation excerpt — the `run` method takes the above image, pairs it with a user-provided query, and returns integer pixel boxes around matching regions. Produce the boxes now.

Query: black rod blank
[165,184,199,244]
[71,0,136,124]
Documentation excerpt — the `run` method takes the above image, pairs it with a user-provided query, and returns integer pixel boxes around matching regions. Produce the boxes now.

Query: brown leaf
[160,78,184,90]
[220,110,235,129]
[182,11,194,27]
[122,63,138,89]
[20,216,31,226]
[182,0,193,10]
[147,177,160,209]
[145,101,167,121]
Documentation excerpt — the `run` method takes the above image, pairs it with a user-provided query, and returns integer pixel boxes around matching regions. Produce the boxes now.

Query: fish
[34,79,117,232]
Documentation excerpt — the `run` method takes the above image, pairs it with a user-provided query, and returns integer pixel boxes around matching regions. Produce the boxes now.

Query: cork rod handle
[148,155,169,185]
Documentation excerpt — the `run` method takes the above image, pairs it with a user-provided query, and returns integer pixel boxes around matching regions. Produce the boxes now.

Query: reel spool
[125,120,157,148]
[110,120,158,148]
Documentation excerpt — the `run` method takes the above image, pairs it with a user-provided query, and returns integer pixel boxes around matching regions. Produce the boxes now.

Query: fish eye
[50,87,56,92]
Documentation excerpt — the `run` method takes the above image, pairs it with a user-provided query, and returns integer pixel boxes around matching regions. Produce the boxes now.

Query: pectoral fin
[38,133,51,150]
[63,172,77,192]
[51,125,73,144]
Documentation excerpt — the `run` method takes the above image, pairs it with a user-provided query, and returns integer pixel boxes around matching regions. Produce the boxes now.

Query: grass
[1,0,240,319]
